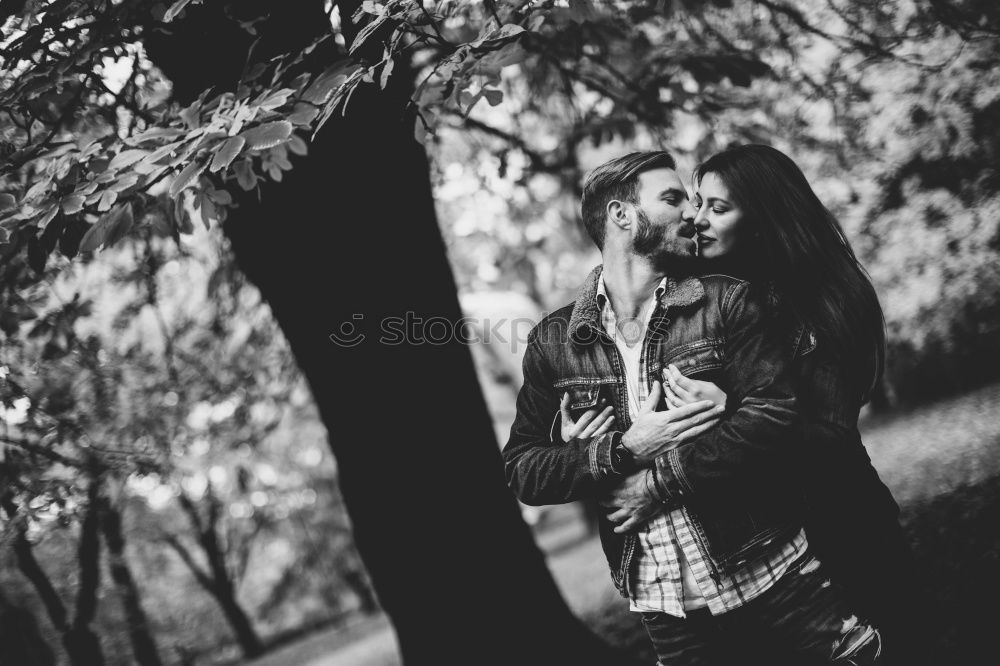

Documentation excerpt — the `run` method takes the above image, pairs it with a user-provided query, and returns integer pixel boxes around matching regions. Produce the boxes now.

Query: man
[502,151,882,664]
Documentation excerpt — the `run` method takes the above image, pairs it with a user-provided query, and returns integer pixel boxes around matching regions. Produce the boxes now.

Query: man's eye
[693,200,702,209]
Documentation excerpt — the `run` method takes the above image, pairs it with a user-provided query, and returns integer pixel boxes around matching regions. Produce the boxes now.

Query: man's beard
[632,208,698,277]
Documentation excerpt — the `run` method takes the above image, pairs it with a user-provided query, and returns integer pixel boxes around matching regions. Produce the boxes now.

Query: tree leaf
[97,189,118,212]
[238,121,293,150]
[109,173,140,193]
[210,136,246,173]
[169,160,206,199]
[350,13,390,54]
[61,194,86,215]
[108,149,149,171]
[287,134,308,156]
[124,127,185,146]
[179,100,202,129]
[207,188,233,206]
[79,203,132,253]
[59,217,90,258]
[233,160,258,191]
[174,193,194,234]
[288,104,320,126]
[200,195,217,229]
[36,205,59,230]
[103,203,135,248]
[163,0,194,23]
[483,88,504,106]
[137,141,183,170]
[380,57,395,90]
[301,63,358,104]
[254,87,296,111]
[0,193,15,212]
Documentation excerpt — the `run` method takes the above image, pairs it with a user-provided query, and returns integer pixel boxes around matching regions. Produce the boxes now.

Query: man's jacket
[503,265,803,595]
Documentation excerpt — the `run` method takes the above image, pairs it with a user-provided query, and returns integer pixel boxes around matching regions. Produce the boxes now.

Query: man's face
[628,168,697,267]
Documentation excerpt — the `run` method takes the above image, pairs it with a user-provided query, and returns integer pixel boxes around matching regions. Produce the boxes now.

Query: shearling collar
[568,265,705,344]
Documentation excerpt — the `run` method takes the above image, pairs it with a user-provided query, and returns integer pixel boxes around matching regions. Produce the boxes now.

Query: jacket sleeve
[502,335,621,506]
[653,281,799,506]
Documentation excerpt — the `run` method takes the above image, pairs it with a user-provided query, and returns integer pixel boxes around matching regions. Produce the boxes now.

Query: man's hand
[559,393,615,442]
[601,469,662,534]
[622,381,725,465]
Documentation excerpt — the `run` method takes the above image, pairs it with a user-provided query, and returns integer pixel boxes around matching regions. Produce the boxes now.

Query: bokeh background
[2,1,999,665]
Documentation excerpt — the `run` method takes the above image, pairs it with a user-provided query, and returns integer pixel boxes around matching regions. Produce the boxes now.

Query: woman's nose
[693,208,709,230]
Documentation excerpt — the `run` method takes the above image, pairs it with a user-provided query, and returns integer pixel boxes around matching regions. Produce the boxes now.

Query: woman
[563,144,918,662]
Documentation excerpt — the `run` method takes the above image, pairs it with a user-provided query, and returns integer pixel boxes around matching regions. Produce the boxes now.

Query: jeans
[639,554,882,665]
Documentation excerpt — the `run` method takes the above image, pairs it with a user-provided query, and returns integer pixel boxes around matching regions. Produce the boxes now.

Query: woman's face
[692,172,748,260]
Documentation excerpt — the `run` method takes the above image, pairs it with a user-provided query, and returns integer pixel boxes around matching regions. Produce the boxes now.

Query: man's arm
[502,336,620,506]
[653,280,799,505]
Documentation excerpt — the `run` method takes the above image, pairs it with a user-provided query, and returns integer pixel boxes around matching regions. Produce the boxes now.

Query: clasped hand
[564,367,727,534]
[621,379,724,465]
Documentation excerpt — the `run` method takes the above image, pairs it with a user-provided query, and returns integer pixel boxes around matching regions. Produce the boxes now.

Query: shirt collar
[595,270,668,314]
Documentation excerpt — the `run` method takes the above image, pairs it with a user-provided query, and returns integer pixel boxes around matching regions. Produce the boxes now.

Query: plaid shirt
[596,274,809,618]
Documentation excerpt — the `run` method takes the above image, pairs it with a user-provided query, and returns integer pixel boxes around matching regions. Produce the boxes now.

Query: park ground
[249,381,1000,666]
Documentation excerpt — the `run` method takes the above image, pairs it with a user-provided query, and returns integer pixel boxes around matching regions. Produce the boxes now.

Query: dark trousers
[639,556,884,665]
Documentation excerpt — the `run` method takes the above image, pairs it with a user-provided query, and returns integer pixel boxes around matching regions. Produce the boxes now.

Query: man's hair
[580,151,676,249]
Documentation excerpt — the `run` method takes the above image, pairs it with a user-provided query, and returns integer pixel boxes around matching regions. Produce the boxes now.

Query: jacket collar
[568,264,705,344]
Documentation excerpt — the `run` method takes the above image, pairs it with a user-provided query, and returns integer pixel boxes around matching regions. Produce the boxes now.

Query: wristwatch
[610,431,637,474]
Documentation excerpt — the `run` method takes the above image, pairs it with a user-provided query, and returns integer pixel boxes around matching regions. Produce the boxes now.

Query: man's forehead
[637,167,684,191]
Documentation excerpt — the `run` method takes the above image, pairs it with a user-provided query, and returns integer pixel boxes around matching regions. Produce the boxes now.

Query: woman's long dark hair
[694,144,886,402]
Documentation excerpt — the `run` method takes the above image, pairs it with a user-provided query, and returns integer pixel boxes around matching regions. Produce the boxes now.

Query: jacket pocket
[550,380,614,442]
[664,341,723,377]
[552,379,605,410]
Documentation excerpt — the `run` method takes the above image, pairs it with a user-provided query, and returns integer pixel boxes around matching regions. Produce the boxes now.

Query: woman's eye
[712,207,727,214]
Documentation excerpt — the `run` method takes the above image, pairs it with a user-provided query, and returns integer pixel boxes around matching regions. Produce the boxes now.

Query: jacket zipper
[594,324,639,592]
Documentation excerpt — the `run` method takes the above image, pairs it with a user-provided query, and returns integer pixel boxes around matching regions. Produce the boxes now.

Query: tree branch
[160,533,214,592]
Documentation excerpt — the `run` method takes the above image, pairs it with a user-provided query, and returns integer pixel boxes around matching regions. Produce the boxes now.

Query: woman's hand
[560,393,615,442]
[664,364,728,410]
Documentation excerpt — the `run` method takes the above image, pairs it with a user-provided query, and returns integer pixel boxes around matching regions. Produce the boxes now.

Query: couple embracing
[503,146,919,665]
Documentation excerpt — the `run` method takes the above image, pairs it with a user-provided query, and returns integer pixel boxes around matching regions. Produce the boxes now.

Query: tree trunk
[2,492,105,666]
[0,570,57,665]
[172,489,265,658]
[146,4,638,664]
[212,585,265,659]
[65,476,106,666]
[98,498,164,666]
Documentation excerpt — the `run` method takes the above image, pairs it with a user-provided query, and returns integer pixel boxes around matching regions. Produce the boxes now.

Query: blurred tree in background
[1,222,373,663]
[1,1,999,664]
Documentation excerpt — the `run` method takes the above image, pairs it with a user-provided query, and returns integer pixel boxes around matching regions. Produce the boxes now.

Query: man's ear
[607,200,631,230]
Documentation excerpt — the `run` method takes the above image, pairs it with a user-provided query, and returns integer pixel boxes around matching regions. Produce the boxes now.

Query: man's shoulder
[526,303,575,347]
[694,273,750,293]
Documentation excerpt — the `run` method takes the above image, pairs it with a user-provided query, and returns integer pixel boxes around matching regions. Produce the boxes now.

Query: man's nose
[681,198,696,223]
[679,199,697,234]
